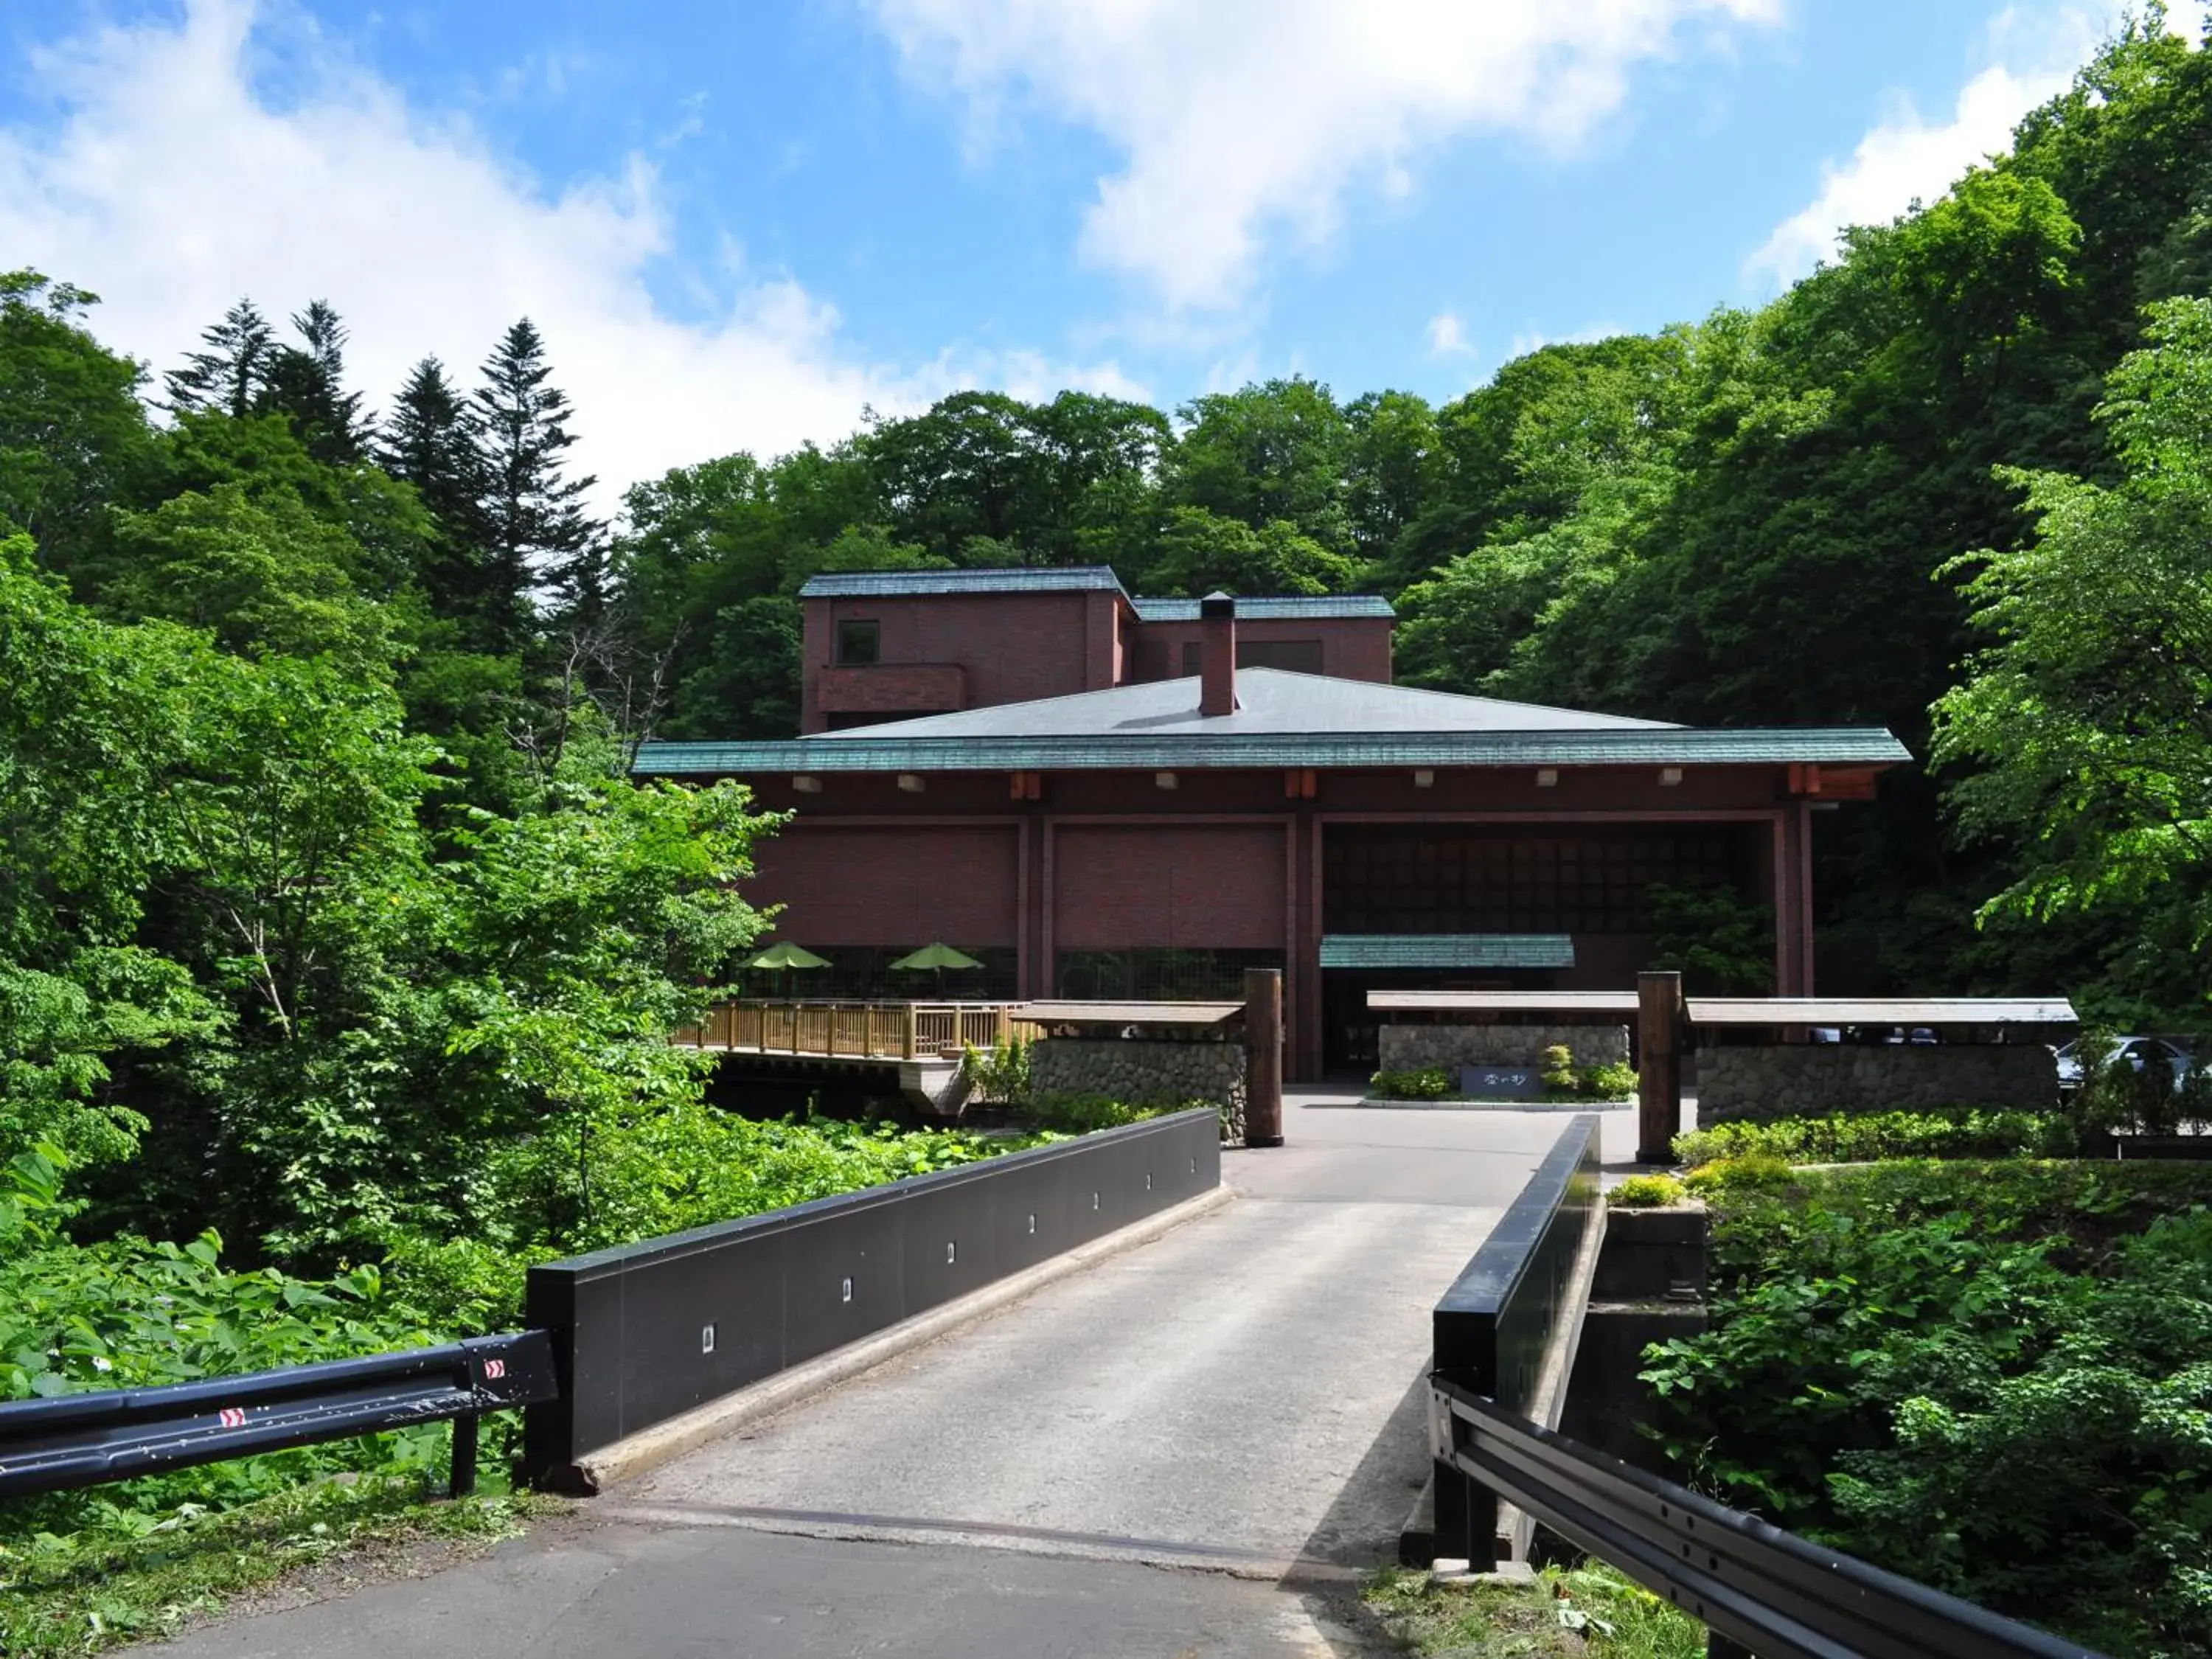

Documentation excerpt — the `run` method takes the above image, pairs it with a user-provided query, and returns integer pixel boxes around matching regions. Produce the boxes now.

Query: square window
[836,620,880,666]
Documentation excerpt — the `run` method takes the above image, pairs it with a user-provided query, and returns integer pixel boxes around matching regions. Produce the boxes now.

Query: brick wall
[750,824,1020,945]
[1051,824,1287,950]
[1126,616,1394,684]
[1378,1023,1630,1073]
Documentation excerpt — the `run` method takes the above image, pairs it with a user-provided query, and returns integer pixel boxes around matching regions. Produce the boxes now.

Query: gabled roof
[799,566,1127,599]
[1130,595,1395,621]
[822,668,1678,740]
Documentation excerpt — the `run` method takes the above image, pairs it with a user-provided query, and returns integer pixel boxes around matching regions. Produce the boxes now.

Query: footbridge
[3,1085,2096,1656]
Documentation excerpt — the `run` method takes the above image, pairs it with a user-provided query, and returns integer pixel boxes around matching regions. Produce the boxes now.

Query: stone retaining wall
[1697,1043,2058,1121]
[1378,1023,1630,1074]
[1033,1038,1247,1141]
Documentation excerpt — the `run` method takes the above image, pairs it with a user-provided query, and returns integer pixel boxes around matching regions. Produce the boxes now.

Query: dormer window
[835,619,880,665]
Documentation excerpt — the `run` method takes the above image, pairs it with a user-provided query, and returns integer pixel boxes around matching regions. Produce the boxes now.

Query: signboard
[1461,1065,1545,1099]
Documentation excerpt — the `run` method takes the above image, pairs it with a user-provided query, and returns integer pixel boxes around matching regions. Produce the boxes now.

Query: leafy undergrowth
[1364,1562,1705,1658]
[1672,1107,2073,1167]
[0,1475,560,1658]
[1644,1158,2212,1656]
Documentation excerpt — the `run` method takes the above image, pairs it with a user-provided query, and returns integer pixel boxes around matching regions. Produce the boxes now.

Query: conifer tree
[473,319,602,647]
[380,355,493,640]
[262,300,370,464]
[164,297,273,417]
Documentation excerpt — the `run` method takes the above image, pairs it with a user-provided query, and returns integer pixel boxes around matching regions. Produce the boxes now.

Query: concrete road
[150,1097,1624,1658]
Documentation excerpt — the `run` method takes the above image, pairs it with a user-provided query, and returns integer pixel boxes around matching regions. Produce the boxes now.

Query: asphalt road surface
[150,1096,1619,1658]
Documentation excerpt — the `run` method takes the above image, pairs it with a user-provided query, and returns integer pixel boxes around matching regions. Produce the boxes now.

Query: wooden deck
[672,1000,1041,1062]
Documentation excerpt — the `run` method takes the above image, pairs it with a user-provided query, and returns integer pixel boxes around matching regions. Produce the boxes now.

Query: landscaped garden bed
[1368,1047,1638,1107]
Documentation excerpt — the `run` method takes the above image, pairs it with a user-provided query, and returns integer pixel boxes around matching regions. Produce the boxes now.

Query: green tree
[1932,295,2212,1017]
[380,355,495,639]
[260,300,372,465]
[476,319,601,641]
[1141,505,1359,598]
[0,272,156,577]
[1169,376,1354,554]
[164,297,274,420]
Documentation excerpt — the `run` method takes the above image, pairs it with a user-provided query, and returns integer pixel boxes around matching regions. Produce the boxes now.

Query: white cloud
[0,0,1139,510]
[1746,4,2125,287]
[867,0,1784,313]
[1426,310,1475,358]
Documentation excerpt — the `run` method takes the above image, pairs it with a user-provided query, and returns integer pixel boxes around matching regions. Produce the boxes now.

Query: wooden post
[1244,967,1284,1148]
[902,1002,918,1061]
[1637,970,1683,1164]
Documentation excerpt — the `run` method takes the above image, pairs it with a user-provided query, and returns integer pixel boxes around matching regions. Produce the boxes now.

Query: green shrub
[1680,1151,1793,1194]
[1370,1066,1455,1099]
[0,1221,452,1554]
[959,1037,1032,1106]
[1541,1044,1580,1093]
[1673,1107,2068,1167]
[1611,1173,1688,1208]
[1026,1093,1167,1133]
[1641,1160,2212,1655]
[1582,1060,1640,1099]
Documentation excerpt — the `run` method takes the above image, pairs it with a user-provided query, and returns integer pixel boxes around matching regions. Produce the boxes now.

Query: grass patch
[1364,1561,1705,1658]
[0,1472,561,1658]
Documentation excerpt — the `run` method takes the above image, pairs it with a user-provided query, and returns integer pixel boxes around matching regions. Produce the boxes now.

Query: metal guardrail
[0,1330,558,1502]
[1430,1377,2098,1659]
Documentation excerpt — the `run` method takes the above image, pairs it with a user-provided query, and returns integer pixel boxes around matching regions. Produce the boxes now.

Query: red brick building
[636,568,1907,1080]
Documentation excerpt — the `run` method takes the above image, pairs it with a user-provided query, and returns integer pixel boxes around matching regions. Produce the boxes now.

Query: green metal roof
[1321,934,1576,969]
[799,567,1127,599]
[1131,596,1395,621]
[633,726,1910,774]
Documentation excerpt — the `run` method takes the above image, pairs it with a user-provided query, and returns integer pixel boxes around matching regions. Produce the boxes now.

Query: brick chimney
[1200,591,1237,717]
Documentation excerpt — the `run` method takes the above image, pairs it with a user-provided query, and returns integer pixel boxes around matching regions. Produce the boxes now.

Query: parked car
[2054,1036,2195,1095]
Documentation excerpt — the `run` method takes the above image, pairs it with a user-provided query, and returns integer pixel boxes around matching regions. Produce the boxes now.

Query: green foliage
[1610,1173,1688,1208]
[1641,1159,2212,1653]
[1363,1559,1704,1659]
[1674,1107,2070,1167]
[1679,1151,1794,1194]
[1025,1093,1171,1134]
[1646,881,1774,995]
[959,1037,1032,1106]
[1540,1044,1579,1092]
[1369,1065,1455,1100]
[1932,294,2212,1014]
[1583,1060,1640,1099]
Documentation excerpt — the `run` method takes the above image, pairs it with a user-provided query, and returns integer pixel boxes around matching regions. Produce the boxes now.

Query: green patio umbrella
[746,940,831,998]
[888,942,983,998]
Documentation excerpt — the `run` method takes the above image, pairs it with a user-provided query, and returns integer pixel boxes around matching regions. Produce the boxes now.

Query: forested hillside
[2,15,2208,1275]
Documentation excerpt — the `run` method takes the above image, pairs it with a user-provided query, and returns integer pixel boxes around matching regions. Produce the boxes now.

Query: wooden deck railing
[672,1000,1040,1062]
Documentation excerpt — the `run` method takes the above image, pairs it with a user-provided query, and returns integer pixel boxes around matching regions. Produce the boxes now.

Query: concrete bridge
[148,1093,1649,1658]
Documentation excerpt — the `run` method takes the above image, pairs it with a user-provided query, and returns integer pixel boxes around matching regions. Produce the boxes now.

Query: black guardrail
[0,1330,557,1502]
[1430,1111,1601,1560]
[1431,1379,2098,1659]
[522,1107,1221,1484]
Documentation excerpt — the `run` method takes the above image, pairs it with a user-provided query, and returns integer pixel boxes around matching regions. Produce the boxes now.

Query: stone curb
[571,1183,1236,1494]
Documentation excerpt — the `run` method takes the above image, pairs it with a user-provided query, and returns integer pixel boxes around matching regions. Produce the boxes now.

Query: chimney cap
[1200,591,1236,619]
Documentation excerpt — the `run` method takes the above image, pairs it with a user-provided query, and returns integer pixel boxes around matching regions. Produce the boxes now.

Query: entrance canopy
[1320,934,1574,970]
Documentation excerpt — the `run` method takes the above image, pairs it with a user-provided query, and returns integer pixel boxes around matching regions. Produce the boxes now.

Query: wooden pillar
[1637,970,1683,1164]
[1244,967,1284,1147]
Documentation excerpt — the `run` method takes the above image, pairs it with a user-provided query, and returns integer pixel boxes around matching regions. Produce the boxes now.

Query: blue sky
[0,0,2140,504]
